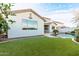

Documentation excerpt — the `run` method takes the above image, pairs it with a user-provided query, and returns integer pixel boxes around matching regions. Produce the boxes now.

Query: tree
[0,3,15,40]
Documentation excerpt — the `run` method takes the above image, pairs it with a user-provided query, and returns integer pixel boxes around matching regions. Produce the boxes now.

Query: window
[22,19,38,30]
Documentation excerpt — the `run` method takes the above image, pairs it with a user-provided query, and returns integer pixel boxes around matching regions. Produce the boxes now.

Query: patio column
[49,25,52,33]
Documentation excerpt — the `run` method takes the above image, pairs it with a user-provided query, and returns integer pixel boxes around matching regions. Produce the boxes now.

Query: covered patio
[44,21,64,34]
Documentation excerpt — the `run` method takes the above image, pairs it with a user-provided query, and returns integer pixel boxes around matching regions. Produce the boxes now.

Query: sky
[12,3,79,27]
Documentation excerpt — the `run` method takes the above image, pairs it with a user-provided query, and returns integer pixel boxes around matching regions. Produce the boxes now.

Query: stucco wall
[8,12,44,38]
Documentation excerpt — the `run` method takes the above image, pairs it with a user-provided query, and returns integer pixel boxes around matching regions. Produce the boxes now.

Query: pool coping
[45,33,75,38]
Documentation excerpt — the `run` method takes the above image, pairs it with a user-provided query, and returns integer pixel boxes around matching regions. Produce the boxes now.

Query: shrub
[71,31,75,33]
[53,29,59,36]
[70,31,75,36]
[75,35,79,42]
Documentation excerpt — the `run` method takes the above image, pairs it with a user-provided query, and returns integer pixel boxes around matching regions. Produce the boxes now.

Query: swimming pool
[57,34,75,38]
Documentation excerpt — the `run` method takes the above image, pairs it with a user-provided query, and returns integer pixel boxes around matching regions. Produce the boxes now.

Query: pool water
[57,34,75,38]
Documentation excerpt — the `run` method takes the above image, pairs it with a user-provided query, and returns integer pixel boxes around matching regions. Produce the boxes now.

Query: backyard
[0,36,78,56]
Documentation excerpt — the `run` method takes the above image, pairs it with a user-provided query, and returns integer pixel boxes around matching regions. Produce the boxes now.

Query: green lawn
[0,36,79,56]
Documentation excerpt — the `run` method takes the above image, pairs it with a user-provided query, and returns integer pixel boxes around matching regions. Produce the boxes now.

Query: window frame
[22,18,38,30]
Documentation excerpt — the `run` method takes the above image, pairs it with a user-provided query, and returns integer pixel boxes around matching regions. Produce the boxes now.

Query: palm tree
[0,3,15,40]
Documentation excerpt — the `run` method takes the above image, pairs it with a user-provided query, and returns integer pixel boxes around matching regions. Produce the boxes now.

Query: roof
[52,21,64,24]
[44,21,64,25]
[12,9,46,21]
[43,17,51,22]
[43,17,51,20]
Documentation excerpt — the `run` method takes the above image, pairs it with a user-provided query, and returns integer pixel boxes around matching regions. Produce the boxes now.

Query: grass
[0,36,79,56]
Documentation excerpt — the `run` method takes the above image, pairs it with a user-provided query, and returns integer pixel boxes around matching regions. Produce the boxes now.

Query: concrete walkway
[44,33,60,38]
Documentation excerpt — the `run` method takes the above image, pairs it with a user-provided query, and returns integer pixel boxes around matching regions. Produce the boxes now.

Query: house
[44,17,64,33]
[7,9,46,38]
[3,9,64,38]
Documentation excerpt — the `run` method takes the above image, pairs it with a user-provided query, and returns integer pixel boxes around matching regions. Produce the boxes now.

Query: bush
[75,35,79,42]
[71,31,75,33]
[53,29,59,36]
[70,31,75,36]
[65,32,70,34]
[76,35,79,38]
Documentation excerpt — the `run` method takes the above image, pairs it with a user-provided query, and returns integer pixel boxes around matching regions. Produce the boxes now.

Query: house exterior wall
[8,12,44,38]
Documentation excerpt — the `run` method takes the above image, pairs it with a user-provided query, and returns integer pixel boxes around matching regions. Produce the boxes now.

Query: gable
[12,9,46,22]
